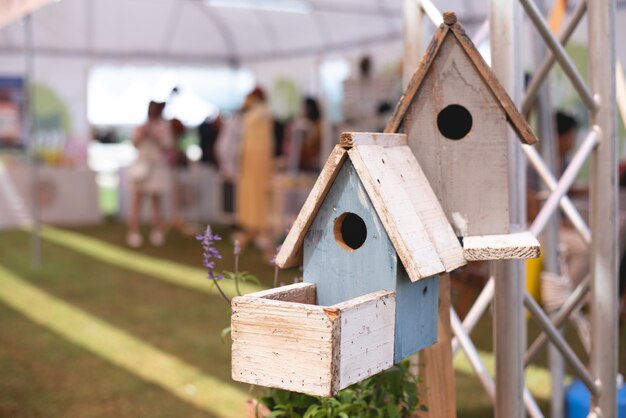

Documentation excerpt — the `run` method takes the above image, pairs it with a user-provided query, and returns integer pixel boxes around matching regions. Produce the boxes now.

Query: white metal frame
[408,0,618,417]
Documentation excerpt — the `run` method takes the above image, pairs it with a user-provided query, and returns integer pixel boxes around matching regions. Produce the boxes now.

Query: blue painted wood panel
[303,161,439,363]
[303,162,397,306]
[394,270,439,363]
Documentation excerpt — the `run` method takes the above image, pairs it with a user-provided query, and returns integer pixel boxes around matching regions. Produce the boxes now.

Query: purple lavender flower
[196,225,224,281]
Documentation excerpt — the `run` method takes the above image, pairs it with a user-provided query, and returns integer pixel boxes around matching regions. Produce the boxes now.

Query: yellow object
[237,102,274,232]
[526,251,543,303]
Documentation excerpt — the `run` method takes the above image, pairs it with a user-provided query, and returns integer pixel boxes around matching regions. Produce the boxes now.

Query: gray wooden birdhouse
[385,12,539,238]
[231,13,541,399]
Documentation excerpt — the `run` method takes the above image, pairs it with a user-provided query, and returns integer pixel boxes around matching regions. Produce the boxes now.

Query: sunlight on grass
[0,265,248,417]
[453,348,569,401]
[37,226,265,297]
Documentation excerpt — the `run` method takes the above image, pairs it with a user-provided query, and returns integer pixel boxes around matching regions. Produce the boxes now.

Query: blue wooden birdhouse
[231,132,468,396]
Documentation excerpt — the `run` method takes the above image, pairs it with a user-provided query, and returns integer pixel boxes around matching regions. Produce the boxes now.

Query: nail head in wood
[443,12,457,26]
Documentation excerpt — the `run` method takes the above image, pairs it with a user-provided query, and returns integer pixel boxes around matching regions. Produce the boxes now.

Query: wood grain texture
[249,282,317,304]
[340,132,408,149]
[417,274,456,418]
[448,24,537,145]
[364,144,466,272]
[385,21,538,146]
[403,35,511,237]
[462,231,541,261]
[275,145,347,268]
[303,162,398,306]
[348,144,465,282]
[231,285,397,396]
[336,291,396,389]
[231,293,337,396]
[394,272,439,363]
[385,24,450,134]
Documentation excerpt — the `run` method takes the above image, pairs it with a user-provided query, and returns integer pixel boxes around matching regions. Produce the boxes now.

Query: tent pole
[24,13,41,269]
[489,1,526,417]
[588,0,618,416]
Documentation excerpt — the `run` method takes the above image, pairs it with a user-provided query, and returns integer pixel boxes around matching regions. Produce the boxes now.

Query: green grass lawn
[0,221,624,417]
[0,303,214,418]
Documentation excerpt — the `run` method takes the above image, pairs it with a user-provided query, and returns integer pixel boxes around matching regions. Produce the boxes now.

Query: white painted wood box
[231,282,396,397]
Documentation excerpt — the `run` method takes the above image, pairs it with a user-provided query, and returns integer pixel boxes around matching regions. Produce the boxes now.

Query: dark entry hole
[334,212,367,251]
[437,104,473,140]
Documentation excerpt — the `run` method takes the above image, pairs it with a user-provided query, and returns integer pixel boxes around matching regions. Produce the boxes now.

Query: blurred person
[168,118,195,235]
[216,110,244,217]
[126,101,173,248]
[286,97,323,173]
[528,111,588,288]
[342,55,400,132]
[235,87,274,252]
[198,115,221,168]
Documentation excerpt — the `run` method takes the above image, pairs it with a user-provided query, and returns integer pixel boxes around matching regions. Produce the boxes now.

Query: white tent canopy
[0,0,624,137]
[0,0,494,66]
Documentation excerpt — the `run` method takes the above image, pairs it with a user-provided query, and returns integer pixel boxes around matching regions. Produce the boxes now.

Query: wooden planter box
[231,282,396,397]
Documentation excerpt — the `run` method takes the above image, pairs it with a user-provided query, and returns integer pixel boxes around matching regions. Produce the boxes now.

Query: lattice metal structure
[405,0,618,417]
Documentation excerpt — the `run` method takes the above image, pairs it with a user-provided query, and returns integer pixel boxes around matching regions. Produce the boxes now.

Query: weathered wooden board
[303,162,398,306]
[276,145,348,268]
[403,35,511,237]
[394,271,439,363]
[249,282,317,304]
[231,284,396,396]
[335,291,396,389]
[347,147,444,280]
[462,231,541,261]
[350,143,466,278]
[231,285,337,396]
[386,18,538,146]
[340,132,408,149]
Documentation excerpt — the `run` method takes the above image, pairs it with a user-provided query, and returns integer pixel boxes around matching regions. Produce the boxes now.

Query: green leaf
[219,326,231,343]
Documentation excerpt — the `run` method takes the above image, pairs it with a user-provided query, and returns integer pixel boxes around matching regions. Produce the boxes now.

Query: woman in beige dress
[236,87,274,251]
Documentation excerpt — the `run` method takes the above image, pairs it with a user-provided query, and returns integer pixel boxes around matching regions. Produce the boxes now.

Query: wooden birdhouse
[231,13,541,399]
[385,12,539,238]
[231,132,467,396]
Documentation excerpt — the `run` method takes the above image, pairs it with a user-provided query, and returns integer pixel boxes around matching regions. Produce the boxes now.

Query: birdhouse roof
[275,132,466,283]
[384,13,538,146]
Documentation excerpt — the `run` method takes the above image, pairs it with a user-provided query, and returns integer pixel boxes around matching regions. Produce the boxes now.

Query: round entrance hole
[437,104,473,140]
[334,212,367,251]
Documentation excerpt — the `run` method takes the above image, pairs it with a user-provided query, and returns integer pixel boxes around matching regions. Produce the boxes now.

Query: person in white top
[126,101,173,247]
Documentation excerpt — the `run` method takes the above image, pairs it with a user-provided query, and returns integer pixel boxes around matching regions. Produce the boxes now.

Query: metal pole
[529,5,565,410]
[588,0,618,415]
[489,1,525,417]
[519,0,597,113]
[524,275,591,365]
[521,0,587,115]
[450,308,495,401]
[451,277,494,356]
[24,14,41,269]
[403,0,423,89]
[530,129,599,237]
[416,0,442,26]
[522,144,591,244]
[524,294,599,395]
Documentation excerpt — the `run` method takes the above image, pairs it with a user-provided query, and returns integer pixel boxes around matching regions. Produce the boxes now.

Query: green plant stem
[212,278,231,304]
[234,254,241,296]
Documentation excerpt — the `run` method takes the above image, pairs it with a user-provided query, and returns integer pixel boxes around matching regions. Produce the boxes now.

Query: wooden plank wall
[303,162,398,306]
[404,36,510,236]
[394,270,439,363]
